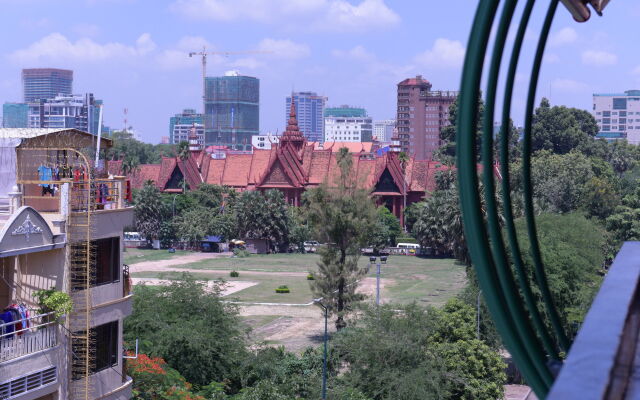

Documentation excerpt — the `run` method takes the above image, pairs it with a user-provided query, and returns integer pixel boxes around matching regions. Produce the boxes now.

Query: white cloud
[8,32,156,63]
[544,53,560,64]
[551,78,589,93]
[256,38,310,59]
[331,45,375,61]
[549,27,577,47]
[581,50,617,66]
[157,37,308,70]
[414,38,465,69]
[170,0,399,32]
[315,0,399,32]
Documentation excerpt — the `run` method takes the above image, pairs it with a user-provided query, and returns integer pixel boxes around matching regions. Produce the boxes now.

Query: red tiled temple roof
[108,99,466,198]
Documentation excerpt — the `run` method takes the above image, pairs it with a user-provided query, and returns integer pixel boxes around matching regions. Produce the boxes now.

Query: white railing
[0,312,58,363]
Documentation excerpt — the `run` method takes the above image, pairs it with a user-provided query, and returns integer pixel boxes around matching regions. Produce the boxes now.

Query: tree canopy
[306,147,378,330]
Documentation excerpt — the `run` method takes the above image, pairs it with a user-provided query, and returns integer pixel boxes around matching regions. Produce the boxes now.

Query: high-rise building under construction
[22,68,73,102]
[204,71,259,150]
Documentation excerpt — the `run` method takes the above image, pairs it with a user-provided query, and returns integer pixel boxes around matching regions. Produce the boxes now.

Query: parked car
[304,241,320,253]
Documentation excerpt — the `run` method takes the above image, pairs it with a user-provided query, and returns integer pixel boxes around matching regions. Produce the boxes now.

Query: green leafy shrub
[34,288,72,319]
[306,274,315,280]
[230,270,240,278]
[233,248,250,258]
[275,285,290,294]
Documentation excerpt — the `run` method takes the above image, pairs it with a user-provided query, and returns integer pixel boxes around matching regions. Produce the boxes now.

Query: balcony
[0,312,58,363]
[17,177,130,215]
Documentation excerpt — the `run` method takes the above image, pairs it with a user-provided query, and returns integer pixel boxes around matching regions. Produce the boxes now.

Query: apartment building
[593,90,640,144]
[323,106,373,143]
[396,75,457,160]
[0,128,134,400]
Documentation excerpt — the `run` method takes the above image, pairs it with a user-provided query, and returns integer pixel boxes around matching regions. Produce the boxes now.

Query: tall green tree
[513,150,594,213]
[606,186,640,243]
[411,187,468,264]
[332,301,506,400]
[306,148,378,330]
[369,206,402,251]
[234,190,290,251]
[531,98,599,154]
[515,213,606,334]
[134,181,167,241]
[124,274,248,387]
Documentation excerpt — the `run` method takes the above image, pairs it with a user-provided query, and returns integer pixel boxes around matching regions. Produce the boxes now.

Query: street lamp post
[314,298,328,400]
[369,256,381,306]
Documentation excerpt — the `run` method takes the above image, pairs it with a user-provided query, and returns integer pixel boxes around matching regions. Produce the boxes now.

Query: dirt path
[130,251,394,352]
[131,277,259,296]
[128,252,231,272]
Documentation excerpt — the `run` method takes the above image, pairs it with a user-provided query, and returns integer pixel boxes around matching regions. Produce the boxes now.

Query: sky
[2,0,640,143]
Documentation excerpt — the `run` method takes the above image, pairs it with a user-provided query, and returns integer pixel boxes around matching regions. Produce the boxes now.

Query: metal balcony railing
[0,312,58,363]
[457,1,612,398]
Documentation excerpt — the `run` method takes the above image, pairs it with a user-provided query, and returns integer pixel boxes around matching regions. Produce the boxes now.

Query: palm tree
[177,141,190,161]
[121,156,140,176]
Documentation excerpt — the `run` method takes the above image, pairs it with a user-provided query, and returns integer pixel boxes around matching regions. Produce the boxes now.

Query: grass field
[130,252,467,306]
[123,248,190,264]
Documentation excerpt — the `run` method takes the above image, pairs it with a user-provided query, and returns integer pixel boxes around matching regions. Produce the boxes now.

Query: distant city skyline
[2,2,640,143]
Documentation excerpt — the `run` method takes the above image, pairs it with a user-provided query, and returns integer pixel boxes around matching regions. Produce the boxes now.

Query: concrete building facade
[251,134,280,150]
[204,71,259,150]
[593,90,640,144]
[396,75,457,160]
[2,103,29,128]
[374,119,395,142]
[28,94,101,135]
[0,128,134,400]
[169,109,203,144]
[324,106,372,143]
[285,92,326,143]
[22,69,73,102]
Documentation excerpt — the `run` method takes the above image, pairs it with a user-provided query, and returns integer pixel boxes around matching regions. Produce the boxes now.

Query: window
[95,237,120,286]
[602,125,610,131]
[620,118,627,124]
[71,237,120,290]
[619,111,627,117]
[72,321,119,378]
[603,118,611,124]
[613,98,627,110]
[620,125,626,131]
[603,111,611,117]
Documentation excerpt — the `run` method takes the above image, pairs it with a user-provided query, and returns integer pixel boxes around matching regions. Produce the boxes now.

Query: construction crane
[188,46,272,107]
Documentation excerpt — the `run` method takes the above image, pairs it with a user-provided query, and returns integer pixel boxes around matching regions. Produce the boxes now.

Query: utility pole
[314,299,329,400]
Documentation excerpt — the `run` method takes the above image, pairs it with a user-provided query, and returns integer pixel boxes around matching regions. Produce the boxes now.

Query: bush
[230,271,240,278]
[34,288,72,319]
[233,248,250,258]
[275,285,290,294]
[306,274,315,280]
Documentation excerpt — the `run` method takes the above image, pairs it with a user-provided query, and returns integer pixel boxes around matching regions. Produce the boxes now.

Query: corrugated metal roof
[0,128,69,139]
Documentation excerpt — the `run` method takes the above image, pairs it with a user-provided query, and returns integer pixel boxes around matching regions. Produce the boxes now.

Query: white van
[397,243,420,249]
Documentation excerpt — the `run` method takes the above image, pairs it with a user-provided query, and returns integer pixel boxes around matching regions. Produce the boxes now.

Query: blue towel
[0,311,15,339]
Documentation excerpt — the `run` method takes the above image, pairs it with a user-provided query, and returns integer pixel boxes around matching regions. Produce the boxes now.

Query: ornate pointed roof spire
[281,92,306,149]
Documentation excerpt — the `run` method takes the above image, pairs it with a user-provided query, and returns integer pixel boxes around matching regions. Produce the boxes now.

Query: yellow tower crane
[188,46,273,112]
